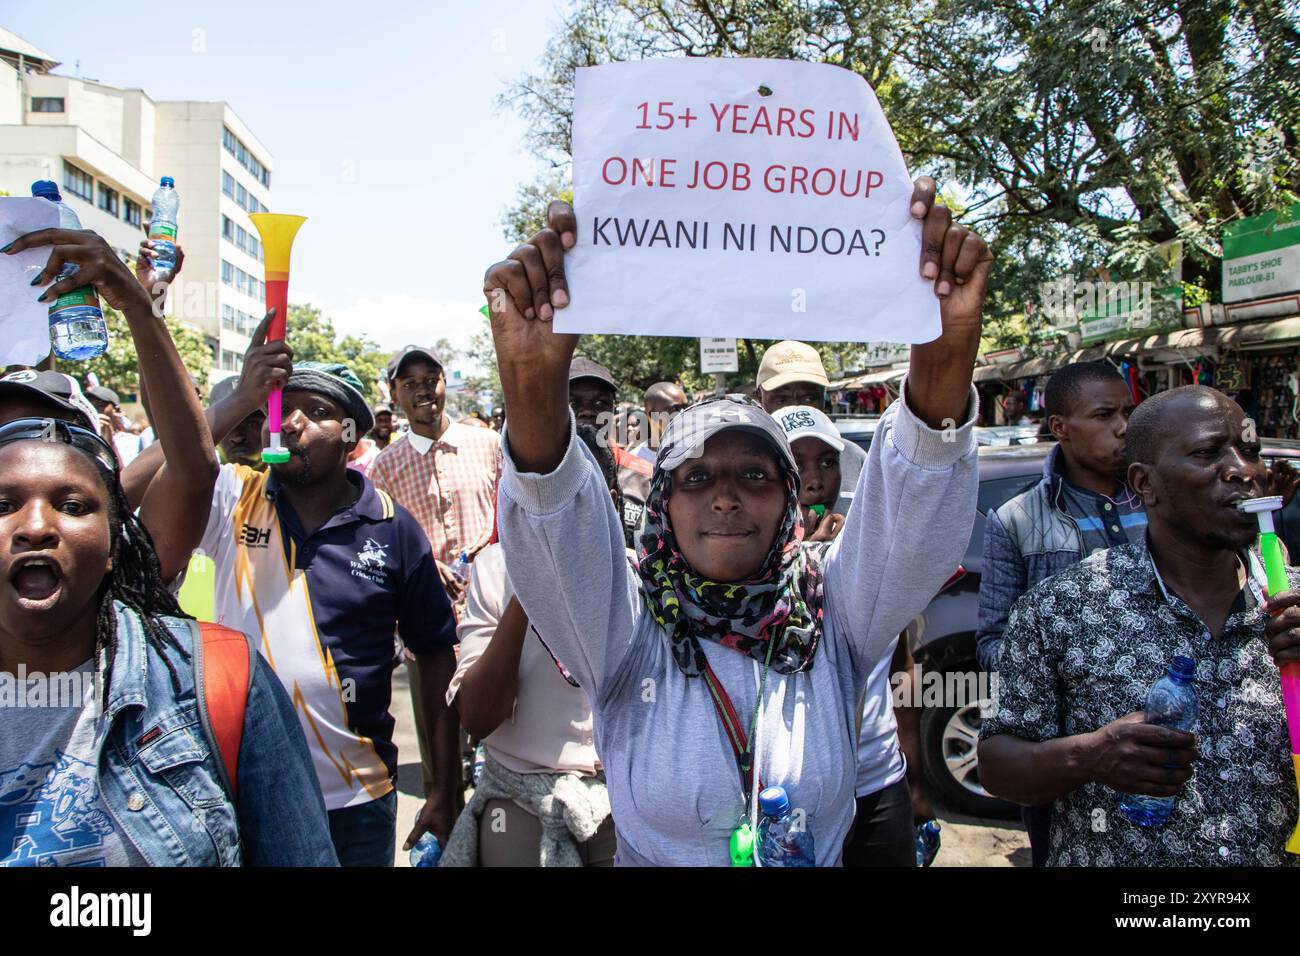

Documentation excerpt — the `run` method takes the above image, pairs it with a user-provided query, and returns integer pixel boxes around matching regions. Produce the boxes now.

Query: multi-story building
[0,26,274,384]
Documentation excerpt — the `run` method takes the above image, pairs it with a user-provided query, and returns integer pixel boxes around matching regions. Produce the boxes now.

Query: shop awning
[973,314,1300,382]
[827,366,908,389]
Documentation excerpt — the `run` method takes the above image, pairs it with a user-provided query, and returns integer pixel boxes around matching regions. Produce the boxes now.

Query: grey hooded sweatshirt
[497,382,978,865]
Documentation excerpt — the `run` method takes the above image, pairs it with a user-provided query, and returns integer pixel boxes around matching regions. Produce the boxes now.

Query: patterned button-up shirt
[981,541,1300,867]
[368,422,501,566]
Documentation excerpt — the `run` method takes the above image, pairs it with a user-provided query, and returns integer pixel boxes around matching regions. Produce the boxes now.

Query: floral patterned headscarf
[635,398,825,677]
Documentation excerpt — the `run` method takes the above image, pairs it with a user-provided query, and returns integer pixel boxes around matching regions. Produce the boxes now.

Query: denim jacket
[975,445,1085,673]
[92,602,338,866]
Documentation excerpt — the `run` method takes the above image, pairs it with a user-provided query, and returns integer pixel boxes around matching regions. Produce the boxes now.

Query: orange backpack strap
[193,622,254,803]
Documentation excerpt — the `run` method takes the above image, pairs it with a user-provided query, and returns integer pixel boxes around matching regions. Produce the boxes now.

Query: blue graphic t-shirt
[0,659,144,867]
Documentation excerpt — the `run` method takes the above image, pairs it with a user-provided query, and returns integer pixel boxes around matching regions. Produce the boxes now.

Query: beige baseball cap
[756,340,829,392]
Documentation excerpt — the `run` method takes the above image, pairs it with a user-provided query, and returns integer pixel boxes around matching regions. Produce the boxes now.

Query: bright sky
[4,1,568,368]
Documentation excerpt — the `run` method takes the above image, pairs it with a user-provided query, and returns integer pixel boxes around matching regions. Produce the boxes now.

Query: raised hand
[8,228,152,315]
[134,239,185,314]
[483,200,582,473]
[905,177,994,429]
[483,200,580,376]
[231,310,292,412]
[909,176,993,335]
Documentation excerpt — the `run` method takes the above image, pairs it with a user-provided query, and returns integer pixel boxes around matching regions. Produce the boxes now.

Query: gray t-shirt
[0,659,145,867]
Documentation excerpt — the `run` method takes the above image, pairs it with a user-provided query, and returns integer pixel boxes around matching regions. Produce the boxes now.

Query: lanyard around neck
[701,637,775,805]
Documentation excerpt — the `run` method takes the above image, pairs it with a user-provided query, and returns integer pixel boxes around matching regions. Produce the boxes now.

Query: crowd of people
[1,179,1298,868]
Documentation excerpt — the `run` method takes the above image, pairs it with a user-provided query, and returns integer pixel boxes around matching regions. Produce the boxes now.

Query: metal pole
[714,371,726,397]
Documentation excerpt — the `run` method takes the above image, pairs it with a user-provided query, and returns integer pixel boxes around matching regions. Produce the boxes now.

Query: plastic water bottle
[451,550,470,584]
[471,743,486,787]
[148,176,179,272]
[1118,655,1198,827]
[30,180,108,361]
[915,819,941,867]
[408,832,442,867]
[757,785,815,867]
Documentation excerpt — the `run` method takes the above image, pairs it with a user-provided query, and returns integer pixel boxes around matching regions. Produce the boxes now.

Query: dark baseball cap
[568,357,616,392]
[0,369,100,431]
[208,375,252,408]
[86,385,121,407]
[386,345,443,383]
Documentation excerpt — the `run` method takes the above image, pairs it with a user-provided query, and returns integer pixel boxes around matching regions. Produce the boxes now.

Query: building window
[235,183,247,211]
[221,260,234,286]
[31,97,64,113]
[222,305,235,330]
[235,224,248,253]
[124,198,142,228]
[97,184,119,216]
[222,215,235,242]
[62,161,93,201]
[247,235,261,261]
[221,170,235,199]
[222,125,271,192]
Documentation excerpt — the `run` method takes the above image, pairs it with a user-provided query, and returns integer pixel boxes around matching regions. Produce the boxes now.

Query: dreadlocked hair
[94,470,193,709]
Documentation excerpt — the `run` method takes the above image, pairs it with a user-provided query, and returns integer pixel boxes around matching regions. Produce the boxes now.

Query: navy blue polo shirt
[199,463,455,809]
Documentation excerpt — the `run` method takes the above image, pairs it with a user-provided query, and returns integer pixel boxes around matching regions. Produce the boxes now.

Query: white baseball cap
[772,405,844,453]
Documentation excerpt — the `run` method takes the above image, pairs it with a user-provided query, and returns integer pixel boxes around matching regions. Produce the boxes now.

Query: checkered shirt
[368,422,502,565]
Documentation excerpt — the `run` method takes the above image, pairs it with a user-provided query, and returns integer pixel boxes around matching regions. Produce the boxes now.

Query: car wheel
[920,676,1018,820]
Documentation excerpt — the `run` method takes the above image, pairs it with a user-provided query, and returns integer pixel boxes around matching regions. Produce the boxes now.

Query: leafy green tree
[500,0,1300,354]
[73,304,213,398]
[286,303,398,408]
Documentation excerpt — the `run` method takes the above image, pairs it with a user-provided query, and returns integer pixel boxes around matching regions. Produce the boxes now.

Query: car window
[978,475,1040,515]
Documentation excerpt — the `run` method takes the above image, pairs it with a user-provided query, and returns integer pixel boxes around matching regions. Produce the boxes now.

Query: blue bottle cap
[758,785,789,817]
[1169,655,1196,682]
[31,180,61,201]
[160,176,175,188]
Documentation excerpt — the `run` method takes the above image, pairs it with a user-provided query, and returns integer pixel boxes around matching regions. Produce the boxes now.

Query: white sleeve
[197,463,247,557]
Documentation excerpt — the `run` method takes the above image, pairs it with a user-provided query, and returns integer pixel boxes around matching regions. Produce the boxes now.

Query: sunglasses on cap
[0,417,119,475]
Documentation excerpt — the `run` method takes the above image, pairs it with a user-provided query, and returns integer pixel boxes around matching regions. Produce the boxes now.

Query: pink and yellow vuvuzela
[248,213,307,464]
[1240,495,1300,855]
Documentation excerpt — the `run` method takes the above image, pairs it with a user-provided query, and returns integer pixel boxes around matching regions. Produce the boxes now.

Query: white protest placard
[700,337,739,373]
[0,198,61,367]
[557,58,939,344]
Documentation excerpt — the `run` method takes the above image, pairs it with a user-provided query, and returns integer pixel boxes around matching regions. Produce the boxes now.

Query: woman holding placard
[483,180,990,866]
